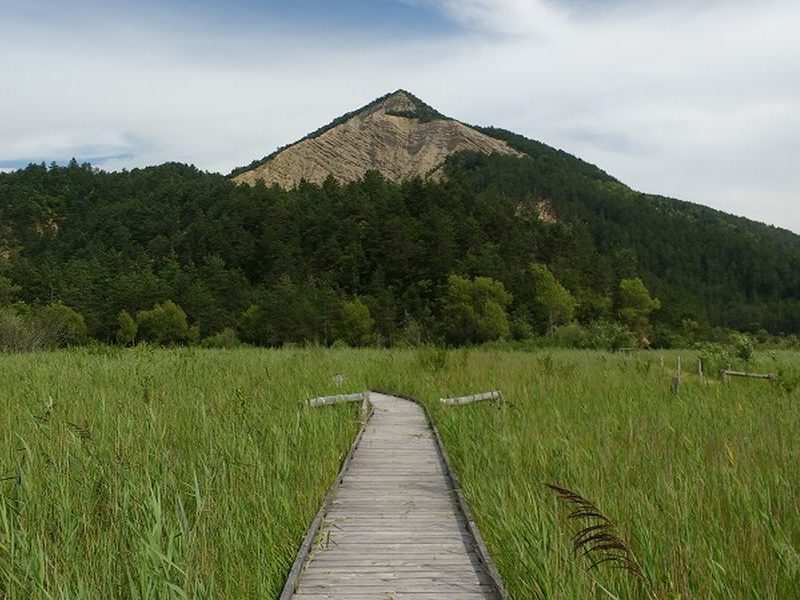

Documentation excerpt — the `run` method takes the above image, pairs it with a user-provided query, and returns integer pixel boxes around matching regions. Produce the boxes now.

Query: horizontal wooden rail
[440,390,503,406]
[308,391,367,407]
[722,370,776,382]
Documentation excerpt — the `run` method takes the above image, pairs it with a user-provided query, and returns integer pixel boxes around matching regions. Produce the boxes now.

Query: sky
[1,0,799,232]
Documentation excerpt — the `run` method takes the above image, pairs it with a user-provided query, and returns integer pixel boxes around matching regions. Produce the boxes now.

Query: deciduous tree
[442,275,512,345]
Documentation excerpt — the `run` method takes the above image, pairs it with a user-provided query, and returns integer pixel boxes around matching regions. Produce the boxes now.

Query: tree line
[0,151,798,351]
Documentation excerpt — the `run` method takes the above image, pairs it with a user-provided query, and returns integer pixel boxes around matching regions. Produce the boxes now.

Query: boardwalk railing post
[359,391,369,422]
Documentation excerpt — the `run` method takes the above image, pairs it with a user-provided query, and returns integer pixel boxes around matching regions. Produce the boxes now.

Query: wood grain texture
[286,392,503,599]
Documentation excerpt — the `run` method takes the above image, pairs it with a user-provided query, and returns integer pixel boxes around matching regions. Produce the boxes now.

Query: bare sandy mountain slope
[232,91,524,187]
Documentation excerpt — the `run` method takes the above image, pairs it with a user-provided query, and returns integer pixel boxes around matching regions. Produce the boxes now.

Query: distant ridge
[231,90,523,187]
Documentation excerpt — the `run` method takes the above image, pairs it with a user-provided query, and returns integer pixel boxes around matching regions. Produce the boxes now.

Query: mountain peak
[232,91,522,188]
[384,89,417,106]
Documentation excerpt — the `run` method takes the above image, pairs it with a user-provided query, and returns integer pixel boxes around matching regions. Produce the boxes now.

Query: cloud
[414,0,800,231]
[0,0,798,233]
[412,0,567,36]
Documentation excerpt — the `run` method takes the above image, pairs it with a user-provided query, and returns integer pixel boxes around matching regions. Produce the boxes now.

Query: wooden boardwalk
[284,392,504,599]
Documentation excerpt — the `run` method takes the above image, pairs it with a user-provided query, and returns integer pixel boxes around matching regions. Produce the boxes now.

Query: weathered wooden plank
[308,391,368,407]
[300,575,495,587]
[293,594,491,600]
[439,390,503,406]
[721,370,776,381]
[299,583,497,593]
[285,392,505,599]
[305,560,482,570]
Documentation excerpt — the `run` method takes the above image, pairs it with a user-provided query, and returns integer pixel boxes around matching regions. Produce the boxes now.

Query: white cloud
[414,0,567,36]
[415,0,800,232]
[0,0,798,232]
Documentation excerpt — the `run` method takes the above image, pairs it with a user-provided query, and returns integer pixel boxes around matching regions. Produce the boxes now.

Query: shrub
[509,318,533,341]
[396,317,426,347]
[699,337,756,377]
[552,322,589,348]
[336,299,374,347]
[201,328,241,349]
[0,307,28,351]
[136,300,190,345]
[116,310,137,345]
[731,334,754,362]
[442,275,512,345]
[0,303,88,350]
[36,303,88,347]
[587,320,635,351]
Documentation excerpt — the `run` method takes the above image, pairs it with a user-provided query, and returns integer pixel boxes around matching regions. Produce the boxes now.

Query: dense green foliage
[467,127,800,334]
[442,274,512,345]
[1,127,799,350]
[0,302,87,351]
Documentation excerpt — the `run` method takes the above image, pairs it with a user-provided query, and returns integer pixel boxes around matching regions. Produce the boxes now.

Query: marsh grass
[1,346,798,598]
[0,346,365,598]
[372,348,800,599]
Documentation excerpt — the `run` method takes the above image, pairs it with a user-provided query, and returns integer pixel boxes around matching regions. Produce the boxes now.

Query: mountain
[231,90,523,187]
[1,92,799,348]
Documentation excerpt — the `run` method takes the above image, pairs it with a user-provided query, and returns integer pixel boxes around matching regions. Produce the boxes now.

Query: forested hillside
[1,137,798,349]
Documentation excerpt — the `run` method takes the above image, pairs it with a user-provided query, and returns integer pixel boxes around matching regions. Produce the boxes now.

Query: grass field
[1,346,798,598]
[0,348,363,598]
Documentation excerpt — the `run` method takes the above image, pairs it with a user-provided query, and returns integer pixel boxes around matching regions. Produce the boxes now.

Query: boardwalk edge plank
[279,398,374,599]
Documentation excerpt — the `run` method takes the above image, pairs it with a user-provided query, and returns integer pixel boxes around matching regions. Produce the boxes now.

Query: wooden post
[677,356,682,385]
[440,391,503,406]
[697,358,703,378]
[721,370,777,381]
[359,391,370,422]
[309,392,365,407]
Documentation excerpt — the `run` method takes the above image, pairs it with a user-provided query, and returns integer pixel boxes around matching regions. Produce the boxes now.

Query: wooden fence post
[359,391,370,422]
